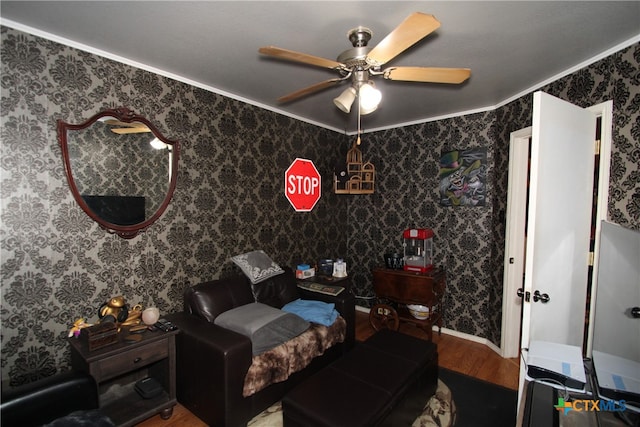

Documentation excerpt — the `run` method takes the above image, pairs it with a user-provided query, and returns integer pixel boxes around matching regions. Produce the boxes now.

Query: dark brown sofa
[166,267,355,427]
[0,370,112,427]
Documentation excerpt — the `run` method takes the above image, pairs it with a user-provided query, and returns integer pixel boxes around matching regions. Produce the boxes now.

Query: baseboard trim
[356,305,504,357]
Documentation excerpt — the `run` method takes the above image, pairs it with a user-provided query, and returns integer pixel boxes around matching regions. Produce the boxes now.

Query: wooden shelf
[102,385,173,426]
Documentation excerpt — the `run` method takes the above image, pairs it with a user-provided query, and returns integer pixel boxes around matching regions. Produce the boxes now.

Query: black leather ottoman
[282,329,438,427]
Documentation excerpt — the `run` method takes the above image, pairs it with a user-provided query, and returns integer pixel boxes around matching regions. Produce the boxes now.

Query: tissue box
[296,268,315,279]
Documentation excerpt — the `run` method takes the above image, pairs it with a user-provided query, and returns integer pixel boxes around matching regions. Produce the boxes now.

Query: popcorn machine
[403,228,434,273]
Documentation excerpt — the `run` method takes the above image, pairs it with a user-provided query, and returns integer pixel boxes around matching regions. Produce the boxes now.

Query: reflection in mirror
[58,107,179,238]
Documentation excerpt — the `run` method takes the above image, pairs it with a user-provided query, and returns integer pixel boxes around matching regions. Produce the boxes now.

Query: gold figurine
[98,296,144,327]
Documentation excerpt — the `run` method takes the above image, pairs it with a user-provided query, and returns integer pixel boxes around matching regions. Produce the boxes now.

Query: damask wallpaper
[345,41,640,345]
[1,25,638,387]
[0,26,348,386]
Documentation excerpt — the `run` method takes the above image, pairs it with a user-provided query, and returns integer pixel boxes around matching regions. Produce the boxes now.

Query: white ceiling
[2,1,639,133]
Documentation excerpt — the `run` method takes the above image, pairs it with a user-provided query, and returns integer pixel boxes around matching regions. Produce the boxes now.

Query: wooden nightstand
[68,327,178,426]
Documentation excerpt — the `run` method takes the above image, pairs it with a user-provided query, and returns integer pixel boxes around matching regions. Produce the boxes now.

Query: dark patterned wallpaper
[1,25,638,387]
[0,27,348,386]
[346,42,640,345]
[345,111,501,339]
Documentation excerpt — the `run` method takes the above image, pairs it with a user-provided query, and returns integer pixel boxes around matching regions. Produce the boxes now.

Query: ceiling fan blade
[104,119,147,128]
[259,46,344,70]
[277,78,344,103]
[366,12,441,67]
[384,67,471,84]
[111,127,152,134]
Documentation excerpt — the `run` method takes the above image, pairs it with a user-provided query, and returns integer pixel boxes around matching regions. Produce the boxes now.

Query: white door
[517,91,597,405]
[503,100,612,360]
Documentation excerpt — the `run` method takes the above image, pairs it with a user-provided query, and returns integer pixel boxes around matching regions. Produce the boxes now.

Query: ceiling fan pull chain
[356,86,362,145]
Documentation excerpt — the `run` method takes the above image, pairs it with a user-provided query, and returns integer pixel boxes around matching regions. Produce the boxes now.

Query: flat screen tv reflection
[81,195,145,226]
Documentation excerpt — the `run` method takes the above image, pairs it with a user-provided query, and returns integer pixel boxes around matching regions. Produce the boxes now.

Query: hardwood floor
[136,404,207,427]
[137,310,519,426]
[355,310,520,390]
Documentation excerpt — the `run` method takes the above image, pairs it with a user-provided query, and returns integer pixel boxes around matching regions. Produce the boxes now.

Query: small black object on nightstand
[135,377,163,399]
[154,318,178,332]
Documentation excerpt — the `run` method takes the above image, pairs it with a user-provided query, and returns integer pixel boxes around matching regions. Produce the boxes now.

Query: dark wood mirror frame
[58,107,180,239]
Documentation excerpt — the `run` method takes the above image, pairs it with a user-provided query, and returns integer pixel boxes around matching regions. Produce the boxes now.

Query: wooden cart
[369,267,446,340]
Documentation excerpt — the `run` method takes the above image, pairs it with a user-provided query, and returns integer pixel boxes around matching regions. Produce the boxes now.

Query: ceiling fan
[259,12,471,115]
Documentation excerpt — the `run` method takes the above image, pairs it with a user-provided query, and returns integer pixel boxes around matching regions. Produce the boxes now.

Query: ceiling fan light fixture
[358,82,382,114]
[359,103,378,115]
[333,86,357,113]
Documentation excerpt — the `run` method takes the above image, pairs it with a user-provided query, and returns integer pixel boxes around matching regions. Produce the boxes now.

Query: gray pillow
[231,250,285,284]
[214,302,309,355]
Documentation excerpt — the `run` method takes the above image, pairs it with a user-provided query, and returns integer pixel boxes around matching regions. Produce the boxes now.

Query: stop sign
[284,158,321,212]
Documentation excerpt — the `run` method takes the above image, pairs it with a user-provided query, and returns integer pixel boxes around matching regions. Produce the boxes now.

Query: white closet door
[517,91,597,408]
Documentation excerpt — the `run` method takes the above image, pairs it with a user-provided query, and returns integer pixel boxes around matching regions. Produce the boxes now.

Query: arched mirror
[58,107,180,238]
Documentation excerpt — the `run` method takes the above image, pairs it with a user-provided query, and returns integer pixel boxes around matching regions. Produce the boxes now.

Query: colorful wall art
[439,148,487,207]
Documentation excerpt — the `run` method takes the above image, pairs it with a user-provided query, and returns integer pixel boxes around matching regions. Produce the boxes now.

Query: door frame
[500,127,531,358]
[585,100,613,357]
[500,100,613,358]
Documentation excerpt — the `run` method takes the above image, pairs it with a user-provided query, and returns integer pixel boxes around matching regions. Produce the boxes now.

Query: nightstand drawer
[95,338,168,381]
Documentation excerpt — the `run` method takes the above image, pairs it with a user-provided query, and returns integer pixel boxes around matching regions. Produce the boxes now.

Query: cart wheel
[369,304,399,331]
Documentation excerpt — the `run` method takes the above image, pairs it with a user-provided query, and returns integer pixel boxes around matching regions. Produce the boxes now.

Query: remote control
[154,318,178,332]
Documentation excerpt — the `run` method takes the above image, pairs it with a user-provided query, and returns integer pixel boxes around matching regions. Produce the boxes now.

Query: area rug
[247,368,516,427]
[435,368,517,427]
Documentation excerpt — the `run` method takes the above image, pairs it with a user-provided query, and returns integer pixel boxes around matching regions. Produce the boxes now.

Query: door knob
[517,288,530,302]
[630,307,640,319]
[533,290,550,303]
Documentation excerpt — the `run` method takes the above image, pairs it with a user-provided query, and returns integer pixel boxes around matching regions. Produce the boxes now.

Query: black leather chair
[1,370,112,427]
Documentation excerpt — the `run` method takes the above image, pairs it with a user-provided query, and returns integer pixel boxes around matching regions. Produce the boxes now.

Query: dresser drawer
[373,270,436,302]
[94,338,168,381]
